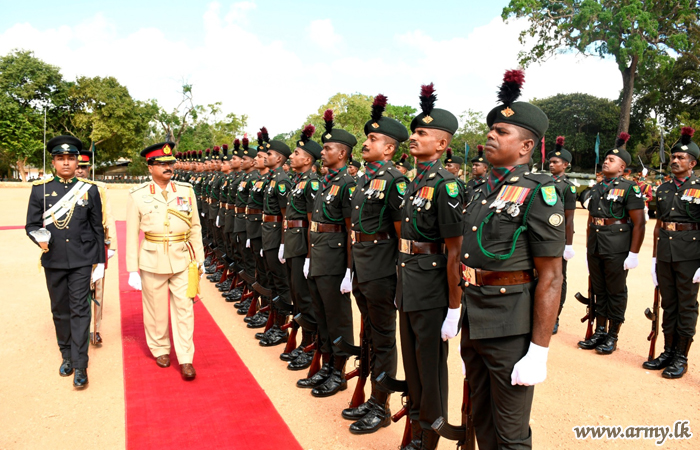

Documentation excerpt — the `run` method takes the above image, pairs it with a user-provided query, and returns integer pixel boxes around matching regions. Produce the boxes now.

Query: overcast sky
[1,0,623,137]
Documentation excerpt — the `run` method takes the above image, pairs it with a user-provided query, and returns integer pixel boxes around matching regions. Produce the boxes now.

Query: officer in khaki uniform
[75,150,117,345]
[460,70,564,450]
[342,94,409,435]
[648,127,700,379]
[126,142,204,380]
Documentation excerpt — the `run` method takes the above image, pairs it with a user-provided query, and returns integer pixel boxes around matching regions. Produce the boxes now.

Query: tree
[503,0,699,136]
[153,83,201,148]
[450,110,490,163]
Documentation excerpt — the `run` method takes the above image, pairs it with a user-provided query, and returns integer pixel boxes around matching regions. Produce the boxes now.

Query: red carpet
[116,221,302,450]
[0,225,25,230]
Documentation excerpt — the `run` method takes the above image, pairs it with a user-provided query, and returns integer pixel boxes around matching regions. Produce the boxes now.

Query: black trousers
[657,259,700,338]
[307,274,354,356]
[588,252,628,322]
[399,307,448,430]
[44,265,92,369]
[263,248,291,303]
[353,274,398,386]
[461,333,533,450]
[287,255,315,320]
[234,232,255,277]
[250,237,270,289]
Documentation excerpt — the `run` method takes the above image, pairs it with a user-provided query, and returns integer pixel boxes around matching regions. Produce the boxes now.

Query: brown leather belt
[461,263,536,287]
[263,214,284,223]
[235,207,246,214]
[226,204,236,210]
[284,219,309,229]
[661,221,700,231]
[351,231,393,243]
[246,207,263,215]
[399,238,444,255]
[590,217,629,226]
[310,221,344,233]
[220,202,226,208]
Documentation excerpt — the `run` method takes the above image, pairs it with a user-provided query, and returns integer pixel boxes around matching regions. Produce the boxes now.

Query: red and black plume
[681,127,695,145]
[206,148,211,155]
[233,139,240,150]
[260,127,270,144]
[198,150,202,157]
[497,69,525,106]
[222,144,228,151]
[400,153,408,163]
[242,137,249,149]
[371,94,388,124]
[300,124,315,144]
[323,109,334,135]
[555,136,565,151]
[477,144,484,157]
[213,146,220,153]
[446,148,453,160]
[419,83,436,117]
[257,132,264,148]
[616,132,630,148]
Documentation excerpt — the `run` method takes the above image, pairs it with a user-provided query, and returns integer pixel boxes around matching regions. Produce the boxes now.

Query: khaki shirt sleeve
[188,186,205,263]
[126,192,141,272]
[99,185,118,249]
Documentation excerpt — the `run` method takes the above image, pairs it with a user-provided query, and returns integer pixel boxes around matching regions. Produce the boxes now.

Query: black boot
[643,333,676,370]
[73,368,88,388]
[260,327,289,346]
[349,390,391,434]
[596,320,622,354]
[553,302,564,335]
[343,381,380,420]
[281,345,304,362]
[419,429,440,450]
[246,313,269,329]
[578,316,608,349]
[311,356,348,397]
[288,350,314,371]
[402,420,423,450]
[297,357,332,388]
[662,336,693,379]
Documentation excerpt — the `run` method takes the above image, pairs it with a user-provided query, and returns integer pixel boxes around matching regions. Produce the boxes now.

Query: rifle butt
[400,417,412,449]
[348,377,366,408]
[345,368,360,381]
[307,349,321,378]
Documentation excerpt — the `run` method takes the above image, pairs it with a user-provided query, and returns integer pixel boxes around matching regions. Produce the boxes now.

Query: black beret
[269,140,291,158]
[487,102,549,140]
[48,135,82,155]
[364,94,409,142]
[672,127,700,159]
[221,145,230,161]
[321,128,357,149]
[445,154,464,165]
[410,108,459,135]
[547,137,572,163]
[349,159,362,169]
[241,138,257,158]
[605,133,632,166]
[396,154,413,171]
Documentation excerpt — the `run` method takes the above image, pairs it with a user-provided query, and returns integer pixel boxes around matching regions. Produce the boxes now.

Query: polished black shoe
[578,325,607,350]
[59,358,73,377]
[281,345,304,362]
[643,333,676,370]
[288,351,314,371]
[73,368,88,388]
[260,329,288,347]
[224,289,243,302]
[662,336,692,379]
[311,369,347,397]
[255,325,280,340]
[244,310,264,323]
[205,265,216,274]
[596,321,622,355]
[247,314,269,329]
[349,400,391,434]
[207,270,222,281]
[297,362,330,388]
[342,399,375,420]
[233,296,250,308]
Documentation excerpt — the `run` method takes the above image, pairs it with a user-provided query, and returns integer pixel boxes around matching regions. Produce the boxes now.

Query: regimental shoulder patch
[541,185,557,206]
[633,185,641,194]
[310,180,320,191]
[396,181,407,196]
[278,183,286,194]
[570,185,576,194]
[548,213,564,226]
[349,186,356,196]
[445,181,460,198]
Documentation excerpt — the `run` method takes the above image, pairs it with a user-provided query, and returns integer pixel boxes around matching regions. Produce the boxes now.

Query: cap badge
[682,145,689,150]
[163,145,172,155]
[555,151,561,156]
[61,144,70,150]
[613,149,619,154]
[371,122,380,129]
[325,133,332,139]
[422,115,434,124]
[501,107,515,118]
[299,142,305,146]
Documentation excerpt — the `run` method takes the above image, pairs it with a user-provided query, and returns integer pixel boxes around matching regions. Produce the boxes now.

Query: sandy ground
[1,183,699,450]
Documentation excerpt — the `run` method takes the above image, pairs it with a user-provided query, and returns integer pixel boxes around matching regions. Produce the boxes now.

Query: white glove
[92,263,105,282]
[588,180,596,187]
[340,268,353,294]
[511,342,549,386]
[624,252,639,270]
[440,307,461,341]
[216,215,221,227]
[642,167,648,177]
[572,179,580,187]
[201,212,205,217]
[303,258,310,278]
[128,271,142,291]
[651,257,658,287]
[693,267,700,284]
[278,244,286,264]
[644,206,649,222]
[245,239,250,248]
[107,249,115,259]
[563,245,575,261]
[198,262,205,279]
[260,249,264,258]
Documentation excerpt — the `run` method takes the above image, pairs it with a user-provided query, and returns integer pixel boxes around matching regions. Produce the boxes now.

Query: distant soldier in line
[75,149,117,345]
[578,133,645,354]
[395,153,413,177]
[466,145,489,200]
[547,136,577,334]
[26,136,105,389]
[648,127,700,379]
[348,158,362,181]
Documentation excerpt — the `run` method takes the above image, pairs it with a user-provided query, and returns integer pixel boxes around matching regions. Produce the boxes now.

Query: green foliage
[450,110,490,162]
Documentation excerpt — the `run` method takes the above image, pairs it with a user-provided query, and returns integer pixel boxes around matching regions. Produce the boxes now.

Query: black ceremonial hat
[486,70,548,140]
[48,135,82,155]
[547,136,572,163]
[410,83,458,135]
[296,124,322,160]
[364,94,409,142]
[605,133,632,166]
[321,109,357,149]
[672,127,700,160]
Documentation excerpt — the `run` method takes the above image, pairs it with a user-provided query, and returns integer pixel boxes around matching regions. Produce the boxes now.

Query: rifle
[575,275,595,340]
[432,377,475,450]
[273,297,298,354]
[644,287,660,361]
[376,372,411,449]
[294,313,321,377]
[333,323,369,408]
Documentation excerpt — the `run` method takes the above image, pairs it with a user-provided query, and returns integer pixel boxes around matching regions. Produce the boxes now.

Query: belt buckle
[593,218,604,226]
[399,239,411,254]
[283,219,288,230]
[667,222,676,231]
[351,231,359,244]
[461,264,477,286]
[310,222,318,232]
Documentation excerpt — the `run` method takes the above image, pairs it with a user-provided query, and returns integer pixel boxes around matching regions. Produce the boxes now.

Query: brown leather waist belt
[310,221,344,233]
[590,217,629,226]
[661,221,700,231]
[284,219,308,229]
[461,263,537,287]
[220,202,226,208]
[226,204,236,210]
[399,238,444,255]
[351,231,393,243]
[144,231,191,244]
[246,207,263,215]
[263,214,284,223]
[235,207,246,213]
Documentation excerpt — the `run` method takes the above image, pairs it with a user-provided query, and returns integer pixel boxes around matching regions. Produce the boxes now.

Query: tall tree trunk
[618,55,639,136]
[16,157,28,182]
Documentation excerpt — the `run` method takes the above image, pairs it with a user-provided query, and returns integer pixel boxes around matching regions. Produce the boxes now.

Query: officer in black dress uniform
[26,136,106,389]
[460,70,564,450]
[342,94,409,435]
[647,127,700,379]
[578,133,646,354]
[281,126,322,370]
[296,109,357,398]
[396,84,464,450]
[548,136,577,334]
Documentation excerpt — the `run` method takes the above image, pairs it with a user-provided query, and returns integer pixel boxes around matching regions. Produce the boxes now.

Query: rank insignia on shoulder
[633,185,640,194]
[445,181,460,198]
[509,177,519,182]
[396,181,407,195]
[541,186,557,206]
[278,183,286,193]
[570,185,576,194]
[310,180,320,191]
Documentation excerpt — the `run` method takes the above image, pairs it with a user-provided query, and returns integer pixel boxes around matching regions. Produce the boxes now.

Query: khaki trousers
[141,269,195,364]
[93,277,105,334]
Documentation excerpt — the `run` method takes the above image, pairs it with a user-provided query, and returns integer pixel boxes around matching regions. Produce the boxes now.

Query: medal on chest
[253,180,264,192]
[177,196,192,212]
[681,188,700,204]
[490,185,530,217]
[77,191,89,207]
[367,179,387,199]
[607,188,625,201]
[326,185,340,202]
[413,186,434,210]
[238,180,247,191]
[293,181,307,196]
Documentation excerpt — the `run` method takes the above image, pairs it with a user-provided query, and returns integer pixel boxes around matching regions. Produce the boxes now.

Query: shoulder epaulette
[32,178,52,186]
[173,180,193,188]
[524,172,555,184]
[129,182,150,194]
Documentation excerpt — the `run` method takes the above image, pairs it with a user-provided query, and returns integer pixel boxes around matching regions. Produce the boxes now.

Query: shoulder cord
[608,186,631,219]
[411,178,444,241]
[289,181,310,215]
[322,183,348,222]
[477,183,542,260]
[358,178,397,234]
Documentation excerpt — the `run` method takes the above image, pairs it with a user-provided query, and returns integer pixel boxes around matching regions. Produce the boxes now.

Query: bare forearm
[531,260,562,347]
